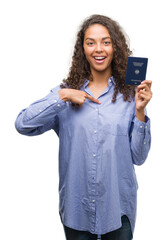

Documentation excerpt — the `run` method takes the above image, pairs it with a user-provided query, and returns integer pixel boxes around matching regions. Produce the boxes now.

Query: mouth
[93,56,107,64]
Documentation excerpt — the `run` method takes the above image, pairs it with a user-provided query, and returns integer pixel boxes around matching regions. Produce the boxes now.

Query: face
[83,24,114,75]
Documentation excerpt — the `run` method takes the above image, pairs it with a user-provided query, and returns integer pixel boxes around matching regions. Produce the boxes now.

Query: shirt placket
[90,106,99,233]
[84,81,112,233]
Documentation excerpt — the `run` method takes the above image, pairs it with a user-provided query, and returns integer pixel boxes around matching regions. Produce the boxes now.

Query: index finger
[141,80,152,89]
[85,93,101,104]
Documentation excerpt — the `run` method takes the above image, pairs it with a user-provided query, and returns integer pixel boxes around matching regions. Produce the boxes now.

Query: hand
[58,88,101,107]
[135,80,152,122]
[135,80,152,111]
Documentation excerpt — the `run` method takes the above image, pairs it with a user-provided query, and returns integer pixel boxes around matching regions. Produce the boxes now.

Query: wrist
[58,89,70,102]
[136,109,145,122]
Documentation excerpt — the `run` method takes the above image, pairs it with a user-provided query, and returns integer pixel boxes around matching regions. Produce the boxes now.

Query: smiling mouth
[93,56,106,63]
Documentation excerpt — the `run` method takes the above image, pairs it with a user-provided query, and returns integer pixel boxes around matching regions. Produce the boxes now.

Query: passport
[125,56,148,85]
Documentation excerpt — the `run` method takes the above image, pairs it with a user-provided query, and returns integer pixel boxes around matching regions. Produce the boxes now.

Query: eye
[87,42,94,46]
[104,41,111,45]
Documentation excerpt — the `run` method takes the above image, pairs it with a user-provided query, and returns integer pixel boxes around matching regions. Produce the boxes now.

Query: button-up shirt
[15,77,151,235]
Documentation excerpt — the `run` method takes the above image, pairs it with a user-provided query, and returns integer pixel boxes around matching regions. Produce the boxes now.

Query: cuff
[133,115,150,134]
[47,86,67,113]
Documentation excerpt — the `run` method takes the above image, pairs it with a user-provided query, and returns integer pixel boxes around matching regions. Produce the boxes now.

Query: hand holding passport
[125,56,148,85]
[125,56,152,122]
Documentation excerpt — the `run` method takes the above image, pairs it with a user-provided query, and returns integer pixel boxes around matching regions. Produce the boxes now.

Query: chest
[59,92,135,136]
[87,85,108,99]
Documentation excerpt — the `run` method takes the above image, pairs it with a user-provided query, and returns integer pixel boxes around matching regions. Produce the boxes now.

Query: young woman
[15,14,152,240]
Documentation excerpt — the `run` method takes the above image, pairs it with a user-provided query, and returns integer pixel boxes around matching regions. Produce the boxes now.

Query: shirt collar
[108,76,115,86]
[83,78,89,88]
[82,76,115,89]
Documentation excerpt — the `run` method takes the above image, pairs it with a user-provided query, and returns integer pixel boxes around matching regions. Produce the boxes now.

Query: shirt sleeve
[15,85,67,136]
[130,115,151,166]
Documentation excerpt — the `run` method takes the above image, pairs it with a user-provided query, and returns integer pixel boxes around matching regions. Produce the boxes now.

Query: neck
[89,69,112,86]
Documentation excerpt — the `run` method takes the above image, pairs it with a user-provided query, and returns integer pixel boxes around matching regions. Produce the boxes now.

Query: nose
[95,43,103,53]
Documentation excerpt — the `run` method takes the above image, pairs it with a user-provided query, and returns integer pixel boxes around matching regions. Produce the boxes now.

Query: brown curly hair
[60,14,135,102]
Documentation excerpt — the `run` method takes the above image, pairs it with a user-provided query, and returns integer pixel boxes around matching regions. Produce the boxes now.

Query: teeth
[94,57,105,60]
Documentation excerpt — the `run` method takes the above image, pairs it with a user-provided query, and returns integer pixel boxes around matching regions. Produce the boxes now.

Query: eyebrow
[85,37,112,41]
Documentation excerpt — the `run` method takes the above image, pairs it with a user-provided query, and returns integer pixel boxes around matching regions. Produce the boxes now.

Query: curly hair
[60,14,135,102]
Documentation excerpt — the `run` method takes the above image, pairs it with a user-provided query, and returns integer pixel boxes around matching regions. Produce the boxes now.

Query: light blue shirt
[15,77,151,235]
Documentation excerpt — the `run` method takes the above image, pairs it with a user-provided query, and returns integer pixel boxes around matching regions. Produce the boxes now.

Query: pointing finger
[85,93,101,104]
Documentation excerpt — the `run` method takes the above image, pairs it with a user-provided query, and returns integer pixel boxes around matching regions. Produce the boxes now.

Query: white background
[0,0,166,239]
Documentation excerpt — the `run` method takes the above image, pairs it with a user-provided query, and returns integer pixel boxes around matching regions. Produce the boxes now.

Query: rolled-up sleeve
[15,85,67,136]
[130,115,151,165]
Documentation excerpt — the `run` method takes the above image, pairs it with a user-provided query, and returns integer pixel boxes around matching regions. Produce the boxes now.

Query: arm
[15,86,101,136]
[15,85,67,136]
[130,113,151,165]
[130,80,152,165]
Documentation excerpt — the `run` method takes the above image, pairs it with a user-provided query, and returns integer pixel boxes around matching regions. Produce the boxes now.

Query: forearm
[130,116,151,165]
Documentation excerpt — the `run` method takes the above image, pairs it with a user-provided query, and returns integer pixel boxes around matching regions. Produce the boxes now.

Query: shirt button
[57,104,60,107]
[92,200,95,203]
[145,126,147,129]
[95,108,98,111]
[94,130,97,134]
[54,100,57,103]
[93,154,96,157]
[140,125,143,128]
[109,79,112,82]
[144,141,146,144]
[39,109,42,112]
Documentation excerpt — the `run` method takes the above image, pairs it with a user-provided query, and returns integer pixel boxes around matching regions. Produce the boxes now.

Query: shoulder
[51,82,70,94]
[50,84,62,93]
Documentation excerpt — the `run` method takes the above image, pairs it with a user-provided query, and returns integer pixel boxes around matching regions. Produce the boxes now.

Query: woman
[15,14,152,240]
